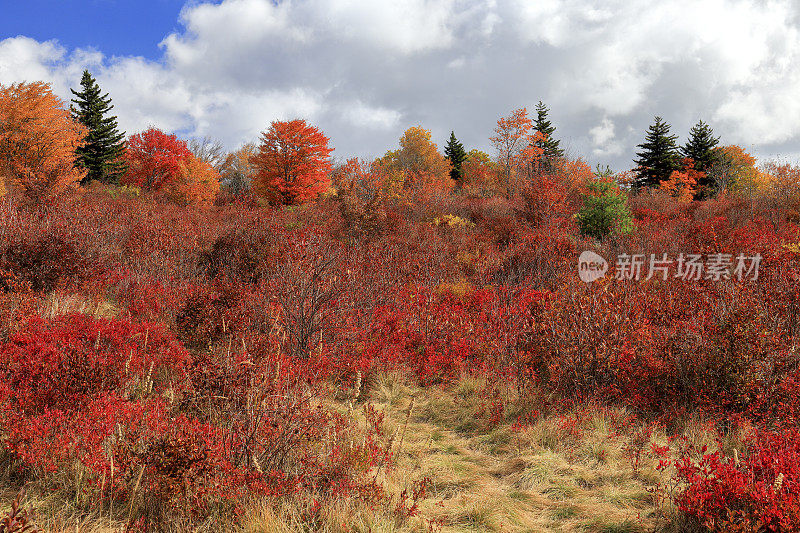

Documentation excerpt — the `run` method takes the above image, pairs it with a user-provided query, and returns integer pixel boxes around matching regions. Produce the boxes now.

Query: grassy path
[364,373,667,533]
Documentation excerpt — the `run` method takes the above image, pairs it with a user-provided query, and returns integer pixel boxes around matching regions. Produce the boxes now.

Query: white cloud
[447,57,466,69]
[513,0,614,47]
[341,101,401,130]
[589,117,623,157]
[162,0,308,79]
[303,0,458,54]
[0,37,65,86]
[481,9,501,37]
[2,0,800,168]
[191,89,325,146]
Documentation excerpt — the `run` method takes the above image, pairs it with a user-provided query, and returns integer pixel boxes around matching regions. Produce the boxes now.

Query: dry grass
[361,374,655,532]
[38,291,118,319]
[2,370,734,532]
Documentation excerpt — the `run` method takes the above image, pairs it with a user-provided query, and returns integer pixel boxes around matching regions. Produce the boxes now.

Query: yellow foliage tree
[221,142,256,194]
[0,81,87,202]
[376,126,452,199]
[709,145,767,196]
[760,161,800,221]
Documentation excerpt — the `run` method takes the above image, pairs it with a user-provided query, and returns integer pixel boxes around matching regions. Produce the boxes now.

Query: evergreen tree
[443,131,467,185]
[682,120,720,198]
[533,101,564,160]
[70,70,127,184]
[682,120,719,171]
[633,116,680,189]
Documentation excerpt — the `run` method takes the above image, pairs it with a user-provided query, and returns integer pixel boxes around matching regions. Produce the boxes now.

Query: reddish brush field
[0,179,797,532]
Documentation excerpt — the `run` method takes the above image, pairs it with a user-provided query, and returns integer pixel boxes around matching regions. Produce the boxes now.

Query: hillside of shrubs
[0,77,799,531]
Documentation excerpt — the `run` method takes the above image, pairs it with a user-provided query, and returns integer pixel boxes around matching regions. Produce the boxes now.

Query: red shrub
[0,314,189,413]
[362,284,546,384]
[667,429,800,532]
[175,279,246,349]
[200,230,272,283]
[0,236,96,293]
[115,279,180,322]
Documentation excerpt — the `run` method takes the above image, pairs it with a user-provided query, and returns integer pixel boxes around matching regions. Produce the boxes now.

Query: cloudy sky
[2,0,800,171]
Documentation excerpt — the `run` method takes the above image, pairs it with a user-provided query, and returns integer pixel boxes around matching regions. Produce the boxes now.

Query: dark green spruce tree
[70,70,127,185]
[533,101,564,161]
[633,116,680,190]
[682,120,720,198]
[444,131,467,185]
[682,120,719,171]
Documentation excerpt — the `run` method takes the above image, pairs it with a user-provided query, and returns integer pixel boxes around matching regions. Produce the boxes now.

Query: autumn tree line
[1,72,798,238]
[3,73,800,532]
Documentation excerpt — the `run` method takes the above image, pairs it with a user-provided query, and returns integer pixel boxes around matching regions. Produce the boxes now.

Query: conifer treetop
[70,69,127,185]
[533,101,564,160]
[444,131,467,184]
[633,116,680,189]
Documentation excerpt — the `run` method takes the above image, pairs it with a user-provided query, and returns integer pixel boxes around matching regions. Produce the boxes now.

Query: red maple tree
[250,119,333,205]
[123,128,192,190]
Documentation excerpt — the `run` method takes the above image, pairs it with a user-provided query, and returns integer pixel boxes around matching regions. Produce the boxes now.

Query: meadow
[2,79,800,531]
[0,176,797,532]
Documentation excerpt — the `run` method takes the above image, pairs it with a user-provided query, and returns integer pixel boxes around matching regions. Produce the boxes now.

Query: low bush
[663,429,800,532]
[0,236,95,293]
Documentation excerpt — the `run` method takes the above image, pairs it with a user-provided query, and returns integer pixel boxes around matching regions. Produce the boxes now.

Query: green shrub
[576,180,633,240]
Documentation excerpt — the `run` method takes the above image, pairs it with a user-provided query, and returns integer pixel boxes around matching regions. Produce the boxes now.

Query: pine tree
[682,120,720,198]
[70,70,127,185]
[633,116,680,189]
[533,101,564,160]
[682,120,720,170]
[443,131,467,185]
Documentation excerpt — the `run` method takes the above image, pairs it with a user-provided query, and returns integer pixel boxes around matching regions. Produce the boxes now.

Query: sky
[2,0,800,171]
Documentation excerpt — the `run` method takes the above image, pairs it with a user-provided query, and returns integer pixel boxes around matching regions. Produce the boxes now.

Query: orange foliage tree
[0,81,87,202]
[250,119,333,205]
[491,108,527,196]
[461,149,501,197]
[517,130,546,179]
[168,155,221,208]
[659,157,701,202]
[491,108,550,197]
